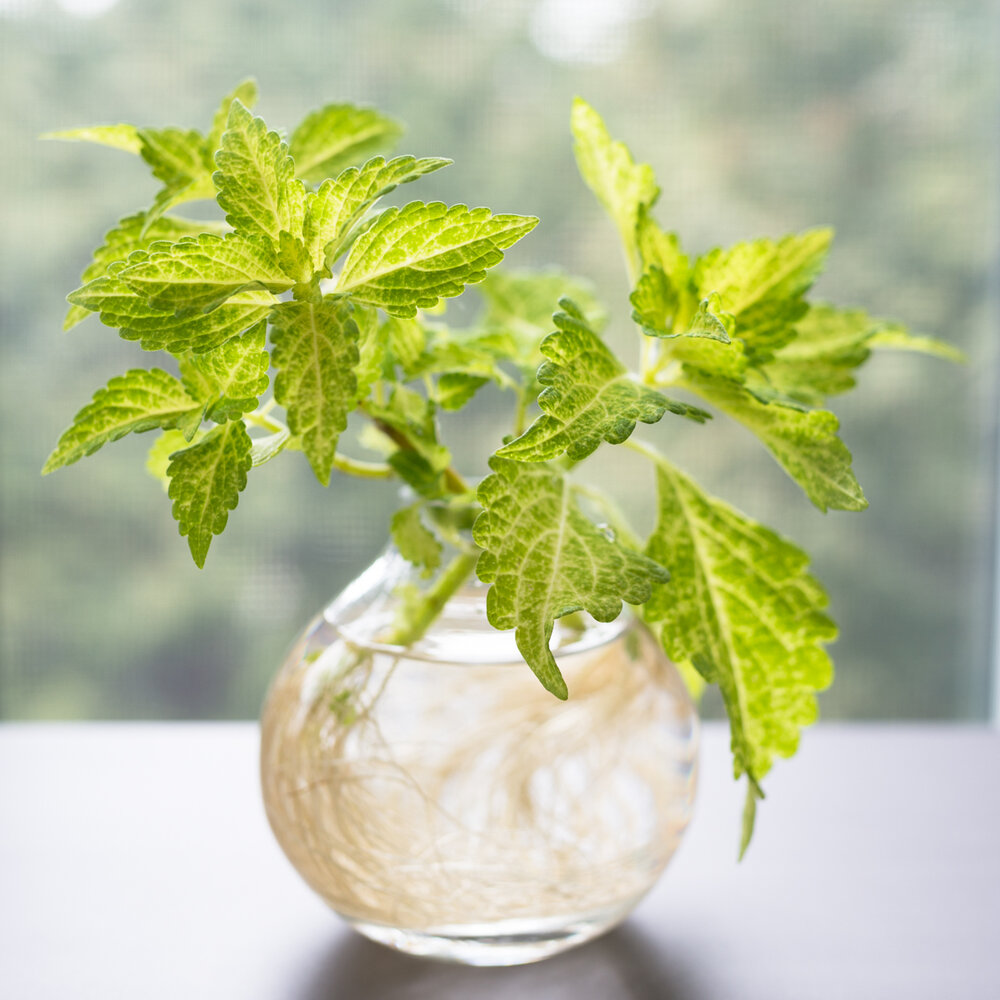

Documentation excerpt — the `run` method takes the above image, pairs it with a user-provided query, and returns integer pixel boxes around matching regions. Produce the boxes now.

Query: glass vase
[260,533,699,966]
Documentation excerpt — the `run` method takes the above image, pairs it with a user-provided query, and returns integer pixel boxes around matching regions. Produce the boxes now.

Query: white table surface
[1,723,998,999]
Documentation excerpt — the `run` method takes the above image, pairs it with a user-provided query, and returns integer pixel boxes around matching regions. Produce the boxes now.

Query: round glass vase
[260,533,699,966]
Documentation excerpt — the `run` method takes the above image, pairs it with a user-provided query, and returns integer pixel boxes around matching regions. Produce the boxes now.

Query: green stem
[383,550,479,647]
[331,454,393,479]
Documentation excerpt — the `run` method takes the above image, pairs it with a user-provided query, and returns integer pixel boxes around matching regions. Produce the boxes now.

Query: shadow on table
[296,923,703,1000]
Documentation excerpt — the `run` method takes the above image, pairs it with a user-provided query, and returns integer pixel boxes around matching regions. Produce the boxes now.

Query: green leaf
[477,269,607,373]
[118,233,294,314]
[269,298,360,485]
[138,127,216,222]
[637,210,691,293]
[167,420,253,568]
[277,232,315,283]
[435,373,489,410]
[387,450,446,499]
[352,304,384,401]
[474,457,669,698]
[212,100,306,243]
[70,263,276,354]
[65,212,227,330]
[335,202,538,316]
[867,324,967,363]
[747,304,880,406]
[693,229,832,359]
[290,103,403,184]
[205,79,259,162]
[391,503,442,575]
[497,300,709,462]
[630,211,695,336]
[694,229,832,315]
[43,368,202,474]
[181,321,270,421]
[249,428,291,468]
[684,373,867,512]
[303,155,453,266]
[368,386,451,473]
[571,98,659,264]
[641,449,834,817]
[382,315,427,377]
[42,124,142,154]
[146,428,198,491]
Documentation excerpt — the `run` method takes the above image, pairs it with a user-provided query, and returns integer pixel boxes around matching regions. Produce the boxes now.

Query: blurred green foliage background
[1,0,997,719]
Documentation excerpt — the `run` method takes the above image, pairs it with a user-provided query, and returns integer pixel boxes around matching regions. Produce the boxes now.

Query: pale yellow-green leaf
[213,100,306,243]
[497,300,708,462]
[269,298,359,485]
[290,103,403,184]
[335,202,538,316]
[167,421,252,567]
[303,155,452,267]
[641,448,835,843]
[42,124,142,154]
[43,368,202,474]
[684,373,867,512]
[571,98,659,265]
[474,457,669,698]
[118,233,294,314]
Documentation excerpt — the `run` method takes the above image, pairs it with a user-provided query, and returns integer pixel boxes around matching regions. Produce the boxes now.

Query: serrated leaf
[269,298,359,485]
[290,103,403,184]
[474,457,669,698]
[630,266,679,339]
[497,300,709,462]
[687,292,735,342]
[277,232,315,282]
[213,100,306,243]
[637,210,691,292]
[43,369,202,474]
[477,269,607,373]
[571,98,659,264]
[641,449,835,838]
[205,79,259,163]
[138,127,216,224]
[181,321,270,421]
[694,229,831,359]
[167,420,252,567]
[65,212,227,330]
[335,202,538,316]
[391,503,442,575]
[146,428,199,491]
[70,263,276,354]
[631,211,696,336]
[303,155,453,267]
[42,124,142,154]
[685,373,867,512]
[118,233,294,314]
[747,304,881,406]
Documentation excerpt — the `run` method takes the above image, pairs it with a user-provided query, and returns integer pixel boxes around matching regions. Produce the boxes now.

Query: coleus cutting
[43,82,960,851]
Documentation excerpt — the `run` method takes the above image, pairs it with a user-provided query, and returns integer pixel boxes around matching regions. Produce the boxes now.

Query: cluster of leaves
[45,85,959,851]
[43,80,540,566]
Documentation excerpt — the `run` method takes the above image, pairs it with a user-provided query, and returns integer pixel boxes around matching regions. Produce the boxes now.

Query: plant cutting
[43,81,960,965]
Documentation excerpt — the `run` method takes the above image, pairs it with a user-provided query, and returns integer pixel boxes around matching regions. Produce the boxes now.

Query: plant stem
[383,549,480,647]
[331,454,393,479]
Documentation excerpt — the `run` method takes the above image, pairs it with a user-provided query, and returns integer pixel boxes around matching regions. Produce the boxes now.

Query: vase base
[344,899,639,966]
